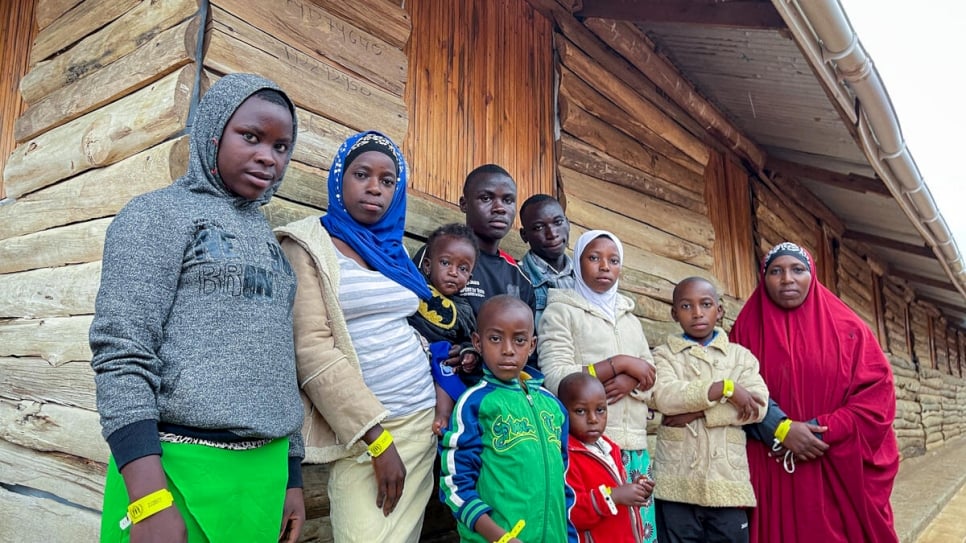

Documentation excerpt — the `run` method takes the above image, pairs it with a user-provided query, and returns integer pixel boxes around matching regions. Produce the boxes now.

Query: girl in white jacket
[538,229,658,542]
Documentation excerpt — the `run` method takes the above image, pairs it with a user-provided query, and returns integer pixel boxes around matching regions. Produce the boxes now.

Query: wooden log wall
[0,0,36,198]
[529,0,723,345]
[404,0,555,205]
[0,0,202,537]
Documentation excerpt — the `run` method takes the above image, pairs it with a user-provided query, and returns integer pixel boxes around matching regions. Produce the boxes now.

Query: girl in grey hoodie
[90,73,305,542]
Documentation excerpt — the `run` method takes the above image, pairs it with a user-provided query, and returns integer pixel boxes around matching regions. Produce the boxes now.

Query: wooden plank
[0,398,106,463]
[619,266,677,305]
[559,135,706,214]
[207,8,407,142]
[558,66,699,173]
[275,161,331,212]
[0,261,99,319]
[631,293,673,323]
[20,0,199,104]
[583,17,766,171]
[292,109,357,171]
[0,217,109,274]
[35,0,83,31]
[557,37,708,170]
[261,196,324,230]
[768,173,846,237]
[575,0,786,29]
[404,192,465,242]
[0,137,188,240]
[767,157,890,197]
[0,357,95,411]
[4,66,194,198]
[843,230,935,259]
[567,197,712,268]
[0,0,35,201]
[30,0,140,65]
[0,486,100,541]
[307,0,410,49]
[560,166,714,249]
[0,436,105,510]
[570,224,710,285]
[16,17,198,141]
[559,99,704,195]
[0,315,93,366]
[524,0,709,142]
[215,0,406,96]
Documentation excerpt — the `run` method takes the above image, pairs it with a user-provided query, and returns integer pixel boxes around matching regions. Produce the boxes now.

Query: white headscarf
[574,230,624,323]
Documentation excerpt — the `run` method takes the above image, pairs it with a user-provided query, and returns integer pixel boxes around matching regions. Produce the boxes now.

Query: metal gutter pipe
[771,0,966,299]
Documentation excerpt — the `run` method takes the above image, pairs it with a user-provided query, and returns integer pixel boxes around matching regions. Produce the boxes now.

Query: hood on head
[185,73,298,207]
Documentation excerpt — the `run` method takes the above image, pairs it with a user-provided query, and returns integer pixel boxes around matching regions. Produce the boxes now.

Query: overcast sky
[839,0,966,252]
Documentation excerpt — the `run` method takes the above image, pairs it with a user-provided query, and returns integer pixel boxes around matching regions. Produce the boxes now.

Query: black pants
[655,499,749,543]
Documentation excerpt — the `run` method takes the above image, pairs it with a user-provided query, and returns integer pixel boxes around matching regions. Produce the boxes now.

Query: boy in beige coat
[651,277,768,543]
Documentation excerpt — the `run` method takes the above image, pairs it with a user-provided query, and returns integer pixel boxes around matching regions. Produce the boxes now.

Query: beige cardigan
[275,216,389,464]
[650,330,769,507]
[537,288,654,451]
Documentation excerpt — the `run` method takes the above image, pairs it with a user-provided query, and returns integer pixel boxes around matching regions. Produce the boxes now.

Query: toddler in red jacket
[560,372,654,542]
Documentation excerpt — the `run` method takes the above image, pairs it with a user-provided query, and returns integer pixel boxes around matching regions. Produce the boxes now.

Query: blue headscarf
[321,131,431,300]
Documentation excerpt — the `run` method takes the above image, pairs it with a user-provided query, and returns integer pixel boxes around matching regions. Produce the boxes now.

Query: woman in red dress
[730,241,899,543]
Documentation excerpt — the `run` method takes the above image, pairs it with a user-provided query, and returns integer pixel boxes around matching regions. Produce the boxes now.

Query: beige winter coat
[537,288,654,451]
[275,216,390,464]
[651,329,769,507]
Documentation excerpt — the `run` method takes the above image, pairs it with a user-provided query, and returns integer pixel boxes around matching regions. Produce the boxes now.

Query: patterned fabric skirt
[101,437,289,542]
[622,447,658,543]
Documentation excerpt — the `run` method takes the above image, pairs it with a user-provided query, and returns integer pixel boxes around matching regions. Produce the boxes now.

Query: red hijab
[730,242,899,543]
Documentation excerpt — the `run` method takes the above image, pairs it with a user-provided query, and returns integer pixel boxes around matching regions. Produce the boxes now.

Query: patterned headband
[343,132,401,175]
[762,242,811,273]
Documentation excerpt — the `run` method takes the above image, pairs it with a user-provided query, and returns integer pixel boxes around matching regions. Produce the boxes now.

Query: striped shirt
[336,252,435,418]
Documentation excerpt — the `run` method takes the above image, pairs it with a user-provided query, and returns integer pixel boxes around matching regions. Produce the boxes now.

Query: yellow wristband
[719,379,734,404]
[775,418,793,443]
[121,488,174,529]
[494,520,526,543]
[587,364,597,378]
[367,429,393,458]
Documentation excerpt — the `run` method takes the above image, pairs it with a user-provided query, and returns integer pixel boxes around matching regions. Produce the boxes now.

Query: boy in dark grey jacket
[90,73,305,542]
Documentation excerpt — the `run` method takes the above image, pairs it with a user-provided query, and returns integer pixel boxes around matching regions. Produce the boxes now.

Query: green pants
[101,437,288,542]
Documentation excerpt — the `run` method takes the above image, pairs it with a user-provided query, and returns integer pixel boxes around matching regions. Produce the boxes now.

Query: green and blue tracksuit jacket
[440,368,577,543]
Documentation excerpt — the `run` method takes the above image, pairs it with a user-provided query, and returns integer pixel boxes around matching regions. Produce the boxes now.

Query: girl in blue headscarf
[276,131,437,543]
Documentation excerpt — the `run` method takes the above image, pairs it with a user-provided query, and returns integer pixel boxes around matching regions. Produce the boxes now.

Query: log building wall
[2,0,966,540]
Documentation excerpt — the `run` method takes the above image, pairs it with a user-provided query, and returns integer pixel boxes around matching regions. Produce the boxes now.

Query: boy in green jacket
[440,295,577,543]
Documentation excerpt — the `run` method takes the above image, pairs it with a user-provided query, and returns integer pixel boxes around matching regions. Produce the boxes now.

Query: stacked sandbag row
[918,367,946,451]
[940,372,966,441]
[891,355,925,459]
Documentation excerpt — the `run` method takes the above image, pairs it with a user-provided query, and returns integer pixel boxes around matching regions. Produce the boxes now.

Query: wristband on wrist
[367,429,393,458]
[607,357,617,378]
[494,519,526,543]
[598,484,619,515]
[587,364,597,378]
[720,379,735,403]
[119,488,174,530]
[774,418,793,443]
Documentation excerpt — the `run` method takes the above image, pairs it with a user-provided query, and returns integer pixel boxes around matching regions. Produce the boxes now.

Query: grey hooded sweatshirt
[89,73,304,486]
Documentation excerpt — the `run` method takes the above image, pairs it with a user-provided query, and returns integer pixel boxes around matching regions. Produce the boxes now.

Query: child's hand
[458,350,480,374]
[612,355,656,390]
[729,384,766,422]
[637,475,655,500]
[779,421,829,460]
[609,480,651,508]
[603,374,638,404]
[442,344,462,369]
[433,389,455,437]
[662,411,704,427]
